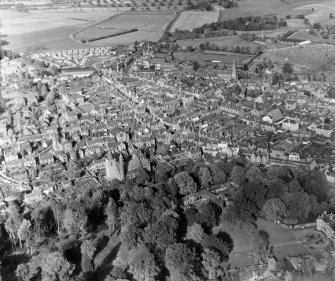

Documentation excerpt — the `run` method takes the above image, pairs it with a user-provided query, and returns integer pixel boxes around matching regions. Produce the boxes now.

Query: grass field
[177,35,264,49]
[174,51,255,66]
[214,219,309,267]
[288,30,335,44]
[171,10,220,32]
[295,2,335,24]
[218,0,335,21]
[261,44,335,71]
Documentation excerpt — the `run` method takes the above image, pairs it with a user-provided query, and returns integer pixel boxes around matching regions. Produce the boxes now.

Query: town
[2,0,335,281]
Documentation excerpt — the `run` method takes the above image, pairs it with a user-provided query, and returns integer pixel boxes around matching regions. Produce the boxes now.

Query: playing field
[177,35,264,50]
[170,10,220,32]
[214,219,309,267]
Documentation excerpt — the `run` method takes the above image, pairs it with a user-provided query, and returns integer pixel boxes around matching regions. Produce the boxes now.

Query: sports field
[177,35,263,50]
[170,10,220,32]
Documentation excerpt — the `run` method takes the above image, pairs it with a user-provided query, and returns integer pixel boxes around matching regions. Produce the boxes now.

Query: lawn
[170,10,220,32]
[214,219,309,267]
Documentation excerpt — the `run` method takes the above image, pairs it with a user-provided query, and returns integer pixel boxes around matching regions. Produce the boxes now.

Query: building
[105,151,125,181]
[60,67,93,79]
[316,212,335,245]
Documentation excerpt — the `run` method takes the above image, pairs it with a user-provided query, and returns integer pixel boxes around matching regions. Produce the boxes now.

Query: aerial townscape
[2,0,335,280]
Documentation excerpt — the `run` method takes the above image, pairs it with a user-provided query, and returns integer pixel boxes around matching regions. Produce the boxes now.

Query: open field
[0,8,126,35]
[174,51,255,67]
[177,35,264,49]
[295,2,335,24]
[218,0,335,21]
[171,10,220,32]
[288,30,335,44]
[214,219,309,267]
[261,44,335,71]
[79,11,175,44]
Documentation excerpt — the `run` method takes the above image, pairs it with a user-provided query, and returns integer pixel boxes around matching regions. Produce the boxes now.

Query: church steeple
[232,60,238,82]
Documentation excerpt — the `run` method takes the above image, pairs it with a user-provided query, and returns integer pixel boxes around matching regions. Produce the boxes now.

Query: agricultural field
[79,10,175,44]
[177,35,264,49]
[1,7,129,51]
[261,44,335,71]
[170,10,220,32]
[0,8,126,35]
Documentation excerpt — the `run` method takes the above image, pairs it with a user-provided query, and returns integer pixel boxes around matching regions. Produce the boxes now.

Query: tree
[198,201,221,229]
[231,165,245,186]
[209,164,226,185]
[165,243,200,281]
[199,167,213,188]
[192,61,200,71]
[143,217,178,250]
[16,264,30,281]
[185,223,206,244]
[105,197,118,236]
[41,251,75,281]
[250,230,274,265]
[129,246,160,281]
[81,239,97,273]
[261,198,287,222]
[282,62,293,74]
[202,248,226,280]
[18,219,32,250]
[174,171,198,195]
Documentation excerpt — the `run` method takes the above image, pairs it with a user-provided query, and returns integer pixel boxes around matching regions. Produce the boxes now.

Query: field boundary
[71,11,127,43]
[85,28,138,42]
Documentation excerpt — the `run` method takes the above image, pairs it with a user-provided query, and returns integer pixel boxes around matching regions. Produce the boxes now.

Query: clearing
[214,219,309,267]
[170,10,220,32]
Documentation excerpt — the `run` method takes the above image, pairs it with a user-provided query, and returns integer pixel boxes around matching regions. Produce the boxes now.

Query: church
[105,150,151,181]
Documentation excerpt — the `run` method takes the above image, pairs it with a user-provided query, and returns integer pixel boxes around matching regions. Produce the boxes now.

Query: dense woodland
[0,155,334,281]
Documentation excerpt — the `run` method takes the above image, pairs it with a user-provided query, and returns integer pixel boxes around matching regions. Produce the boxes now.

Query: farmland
[1,7,128,51]
[170,10,220,32]
[77,10,175,45]
[0,8,125,36]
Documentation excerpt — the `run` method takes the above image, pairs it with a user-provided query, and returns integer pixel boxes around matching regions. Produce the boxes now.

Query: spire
[119,153,125,180]
[232,60,238,82]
